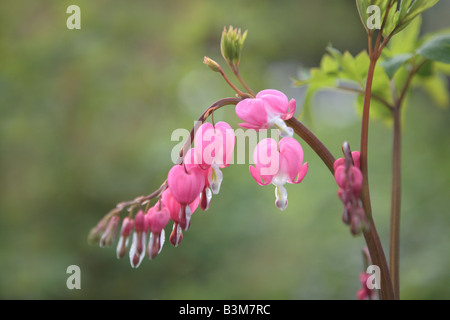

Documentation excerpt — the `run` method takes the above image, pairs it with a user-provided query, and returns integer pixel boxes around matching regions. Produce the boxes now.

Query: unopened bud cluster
[220,26,248,69]
[333,149,368,235]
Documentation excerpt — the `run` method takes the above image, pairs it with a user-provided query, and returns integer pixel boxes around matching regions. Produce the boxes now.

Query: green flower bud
[203,56,222,73]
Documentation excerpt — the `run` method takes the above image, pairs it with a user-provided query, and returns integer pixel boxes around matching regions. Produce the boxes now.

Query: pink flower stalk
[235,89,296,137]
[249,137,308,211]
[116,217,134,259]
[167,164,205,232]
[129,210,147,268]
[333,151,368,235]
[193,122,235,194]
[146,202,170,260]
[99,215,119,248]
[161,188,200,247]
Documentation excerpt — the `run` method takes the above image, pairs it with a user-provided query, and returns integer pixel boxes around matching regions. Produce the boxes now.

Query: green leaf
[388,16,421,55]
[292,68,337,88]
[326,45,342,64]
[393,0,439,36]
[417,34,450,64]
[320,54,339,74]
[341,51,361,83]
[420,74,449,108]
[356,0,371,32]
[405,0,440,21]
[398,0,414,20]
[355,51,370,78]
[435,61,450,75]
[380,53,413,78]
[383,7,400,37]
[416,59,433,78]
[355,93,393,124]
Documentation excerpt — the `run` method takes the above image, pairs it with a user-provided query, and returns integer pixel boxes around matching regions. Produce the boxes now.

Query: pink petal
[161,188,200,223]
[238,122,269,130]
[352,151,361,169]
[279,137,304,180]
[257,90,291,117]
[215,121,235,168]
[292,162,308,184]
[249,165,271,186]
[282,99,297,120]
[194,123,215,169]
[334,166,346,188]
[253,138,280,177]
[167,165,205,205]
[333,158,345,171]
[235,98,269,127]
[257,89,289,106]
[146,204,170,234]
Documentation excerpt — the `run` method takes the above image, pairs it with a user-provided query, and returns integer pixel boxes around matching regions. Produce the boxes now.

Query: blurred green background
[1,0,449,299]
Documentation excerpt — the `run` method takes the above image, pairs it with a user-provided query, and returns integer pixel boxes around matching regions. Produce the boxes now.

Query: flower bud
[169,222,183,247]
[116,217,134,259]
[99,215,119,248]
[128,210,147,268]
[203,56,222,73]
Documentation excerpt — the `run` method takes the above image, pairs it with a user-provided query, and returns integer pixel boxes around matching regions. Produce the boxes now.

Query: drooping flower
[193,121,235,194]
[249,137,308,211]
[146,202,170,260]
[116,217,134,259]
[334,150,367,235]
[161,188,200,247]
[183,148,213,211]
[99,215,119,248]
[167,163,205,232]
[235,89,296,137]
[129,210,147,268]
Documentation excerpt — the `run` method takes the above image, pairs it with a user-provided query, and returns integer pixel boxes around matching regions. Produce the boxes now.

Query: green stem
[218,69,247,98]
[231,65,256,97]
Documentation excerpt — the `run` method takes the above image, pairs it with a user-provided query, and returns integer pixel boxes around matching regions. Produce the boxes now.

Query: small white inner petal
[274,184,288,211]
[184,205,192,231]
[209,165,223,195]
[273,118,294,138]
[159,229,165,254]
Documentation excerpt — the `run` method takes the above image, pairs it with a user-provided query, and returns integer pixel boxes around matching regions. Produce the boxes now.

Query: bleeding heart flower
[129,210,147,268]
[249,137,308,211]
[184,148,213,210]
[193,122,235,194]
[168,164,205,205]
[146,202,170,260]
[161,188,200,246]
[235,89,296,137]
[116,217,134,260]
[194,121,235,169]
